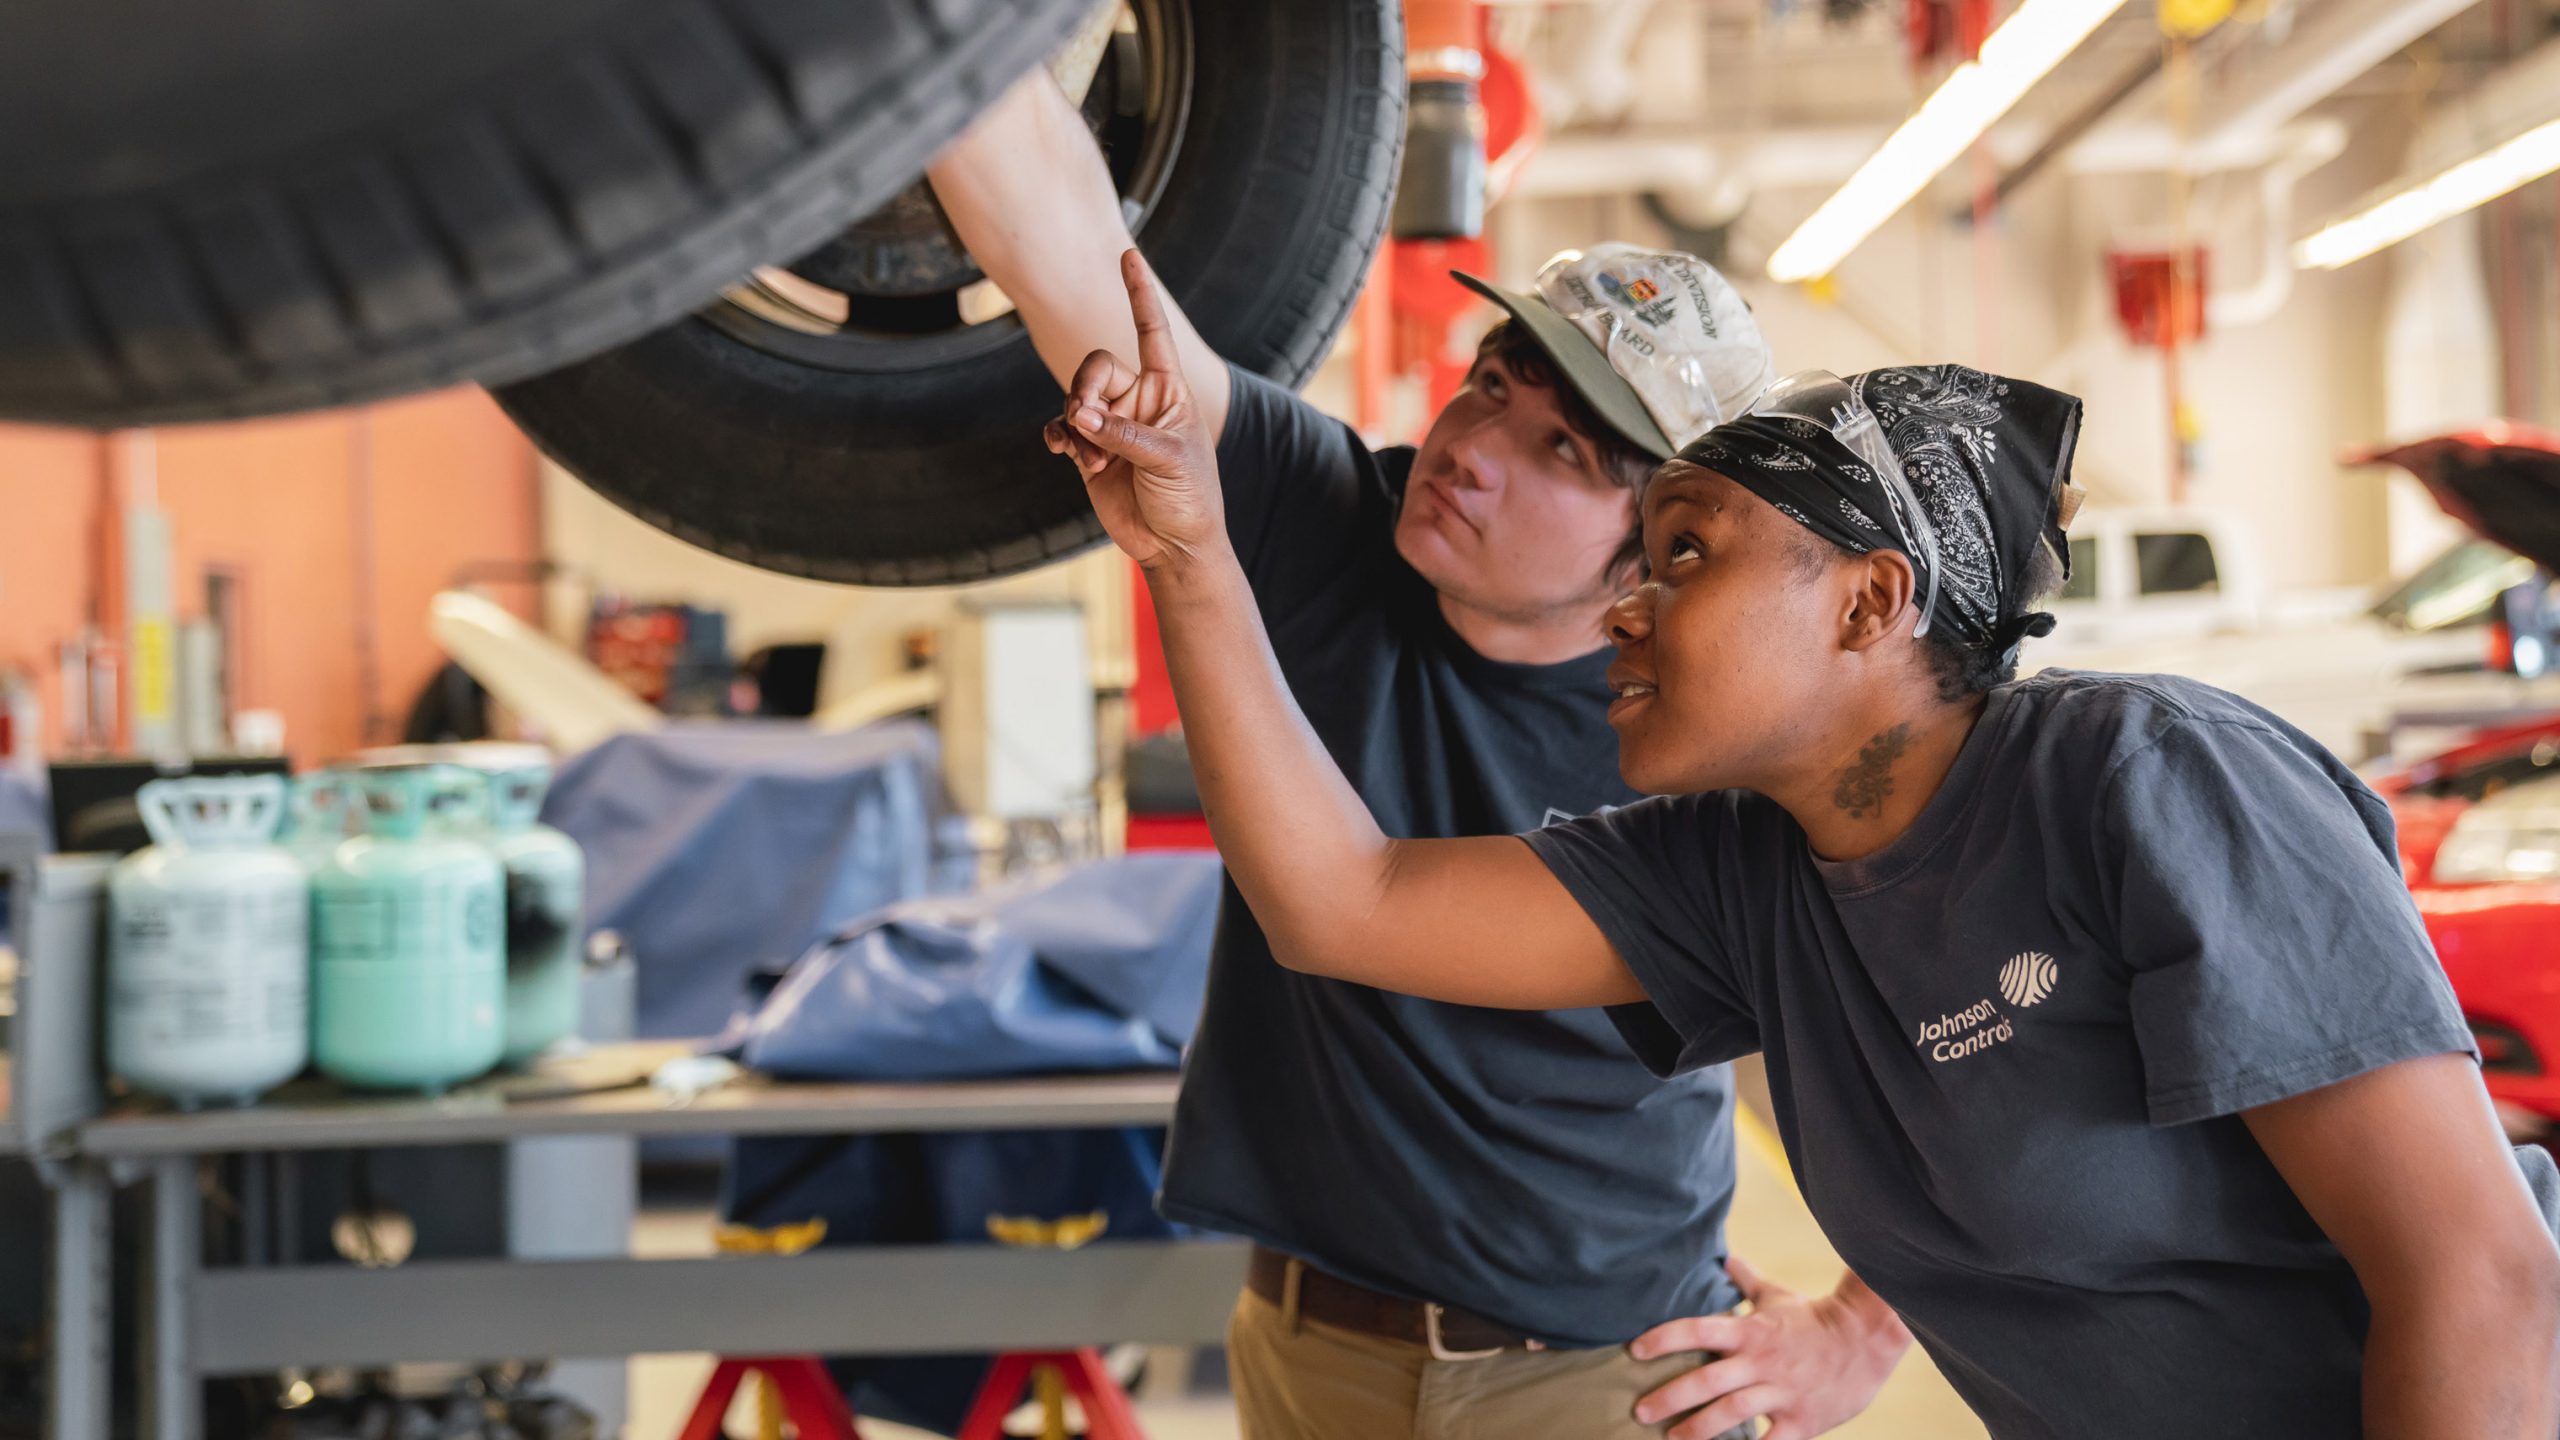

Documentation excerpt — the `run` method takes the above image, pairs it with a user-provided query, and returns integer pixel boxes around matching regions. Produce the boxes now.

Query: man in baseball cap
[933,70,1905,1440]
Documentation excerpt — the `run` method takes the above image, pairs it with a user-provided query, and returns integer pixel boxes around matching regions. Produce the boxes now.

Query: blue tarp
[736,852,1222,1079]
[540,721,950,1042]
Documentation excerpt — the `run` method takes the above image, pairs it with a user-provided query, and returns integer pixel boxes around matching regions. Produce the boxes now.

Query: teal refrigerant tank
[107,775,310,1108]
[311,765,505,1093]
[484,764,585,1066]
[279,771,354,870]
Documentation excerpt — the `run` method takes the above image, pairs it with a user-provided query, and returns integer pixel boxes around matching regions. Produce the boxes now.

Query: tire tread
[0,0,1093,426]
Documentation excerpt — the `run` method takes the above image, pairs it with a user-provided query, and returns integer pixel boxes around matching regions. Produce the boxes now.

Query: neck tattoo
[1832,724,1913,820]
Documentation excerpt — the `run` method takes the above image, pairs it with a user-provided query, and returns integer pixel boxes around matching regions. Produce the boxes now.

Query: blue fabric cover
[540,721,945,1041]
[737,852,1221,1079]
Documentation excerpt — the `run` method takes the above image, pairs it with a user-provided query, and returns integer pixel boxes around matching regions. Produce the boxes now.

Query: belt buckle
[1423,1303,1504,1363]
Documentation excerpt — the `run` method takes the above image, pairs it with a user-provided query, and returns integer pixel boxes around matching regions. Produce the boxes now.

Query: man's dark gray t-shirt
[1157,366,1744,1347]
[1529,669,2560,1436]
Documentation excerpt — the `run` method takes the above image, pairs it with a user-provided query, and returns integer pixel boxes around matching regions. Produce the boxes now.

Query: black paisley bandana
[1677,364,2084,661]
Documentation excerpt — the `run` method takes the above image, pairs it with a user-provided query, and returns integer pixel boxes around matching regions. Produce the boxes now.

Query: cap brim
[1452,271,1677,461]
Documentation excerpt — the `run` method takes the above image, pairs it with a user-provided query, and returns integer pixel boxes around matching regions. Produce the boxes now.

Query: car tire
[492,0,1404,586]
[0,0,1095,427]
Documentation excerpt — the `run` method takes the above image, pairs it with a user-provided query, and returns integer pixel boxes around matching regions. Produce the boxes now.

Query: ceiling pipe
[2191,0,2482,152]
[1549,0,1663,126]
[2070,0,2484,168]
[1508,127,1889,198]
[2296,35,2560,270]
[2021,117,2342,328]
[2208,120,2346,328]
[1963,47,2164,213]
[2041,0,2473,330]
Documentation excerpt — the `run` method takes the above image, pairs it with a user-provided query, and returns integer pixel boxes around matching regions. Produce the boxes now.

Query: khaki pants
[1225,1287,1749,1440]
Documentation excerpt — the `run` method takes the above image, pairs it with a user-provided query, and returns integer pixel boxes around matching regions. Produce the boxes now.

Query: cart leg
[48,1162,112,1440]
[143,1156,201,1440]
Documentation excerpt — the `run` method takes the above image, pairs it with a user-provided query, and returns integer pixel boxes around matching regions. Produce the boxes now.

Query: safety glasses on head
[1746,370,1942,639]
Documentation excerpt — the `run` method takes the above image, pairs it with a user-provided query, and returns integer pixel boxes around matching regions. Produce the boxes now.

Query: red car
[2366,426,2560,1137]
[2380,714,2560,1134]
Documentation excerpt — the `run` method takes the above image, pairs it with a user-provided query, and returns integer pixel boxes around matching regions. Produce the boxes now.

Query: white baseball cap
[1454,243,1776,459]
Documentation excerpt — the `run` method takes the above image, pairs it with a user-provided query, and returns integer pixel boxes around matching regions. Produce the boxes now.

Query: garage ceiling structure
[5,0,2556,584]
[1504,0,2560,252]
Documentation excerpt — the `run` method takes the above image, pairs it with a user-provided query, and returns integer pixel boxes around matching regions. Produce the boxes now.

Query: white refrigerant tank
[108,774,311,1108]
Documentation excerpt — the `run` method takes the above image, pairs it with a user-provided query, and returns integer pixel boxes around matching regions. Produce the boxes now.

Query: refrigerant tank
[311,765,505,1092]
[107,774,310,1107]
[485,763,585,1066]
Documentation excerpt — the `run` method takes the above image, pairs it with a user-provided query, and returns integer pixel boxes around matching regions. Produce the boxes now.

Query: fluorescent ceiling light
[1766,0,2133,284]
[2294,115,2560,270]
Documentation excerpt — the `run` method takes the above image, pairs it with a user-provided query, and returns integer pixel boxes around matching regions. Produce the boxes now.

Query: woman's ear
[1841,549,1918,653]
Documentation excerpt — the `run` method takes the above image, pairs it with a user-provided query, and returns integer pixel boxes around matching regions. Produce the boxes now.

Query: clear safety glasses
[1746,370,1941,639]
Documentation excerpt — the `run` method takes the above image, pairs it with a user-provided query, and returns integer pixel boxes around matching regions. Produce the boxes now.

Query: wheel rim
[705,0,1194,374]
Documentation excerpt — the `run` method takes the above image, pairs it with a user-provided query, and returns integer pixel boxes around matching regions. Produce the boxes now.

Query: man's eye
[1479,370,1507,399]
[1666,535,1702,564]
[1551,432,1581,465]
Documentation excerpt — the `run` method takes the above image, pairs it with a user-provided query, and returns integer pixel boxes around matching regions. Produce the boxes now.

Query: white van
[2040,509,2270,650]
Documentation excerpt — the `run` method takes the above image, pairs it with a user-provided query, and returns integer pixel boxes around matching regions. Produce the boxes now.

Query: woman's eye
[1666,535,1701,565]
[1479,370,1507,399]
[1552,432,1580,464]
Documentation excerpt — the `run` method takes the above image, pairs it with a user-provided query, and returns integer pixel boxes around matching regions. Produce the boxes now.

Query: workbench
[4,842,1245,1440]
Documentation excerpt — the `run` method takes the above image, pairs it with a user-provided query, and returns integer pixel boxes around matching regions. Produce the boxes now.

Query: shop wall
[0,427,108,761]
[0,387,540,765]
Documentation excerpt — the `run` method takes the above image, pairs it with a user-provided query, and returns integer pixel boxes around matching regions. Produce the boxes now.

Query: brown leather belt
[1246,1245,1535,1359]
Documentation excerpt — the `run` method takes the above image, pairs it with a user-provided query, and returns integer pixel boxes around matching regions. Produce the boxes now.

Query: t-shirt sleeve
[1215,364,1395,605]
[1521,796,1761,1077]
[2102,717,2475,1126]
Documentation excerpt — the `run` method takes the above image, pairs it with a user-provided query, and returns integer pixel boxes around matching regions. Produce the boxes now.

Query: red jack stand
[954,1349,1147,1440]
[675,1356,866,1440]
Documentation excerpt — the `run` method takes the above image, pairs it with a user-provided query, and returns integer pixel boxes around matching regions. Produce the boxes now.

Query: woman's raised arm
[1050,250,1641,1010]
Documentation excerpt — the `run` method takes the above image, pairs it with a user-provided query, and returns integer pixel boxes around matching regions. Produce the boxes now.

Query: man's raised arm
[929,69,1231,438]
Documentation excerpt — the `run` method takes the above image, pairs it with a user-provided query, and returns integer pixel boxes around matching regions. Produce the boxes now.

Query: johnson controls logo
[1999,951,2058,1008]
[1915,952,2059,1065]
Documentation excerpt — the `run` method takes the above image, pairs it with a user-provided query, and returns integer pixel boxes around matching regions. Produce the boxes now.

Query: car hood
[2351,423,2560,572]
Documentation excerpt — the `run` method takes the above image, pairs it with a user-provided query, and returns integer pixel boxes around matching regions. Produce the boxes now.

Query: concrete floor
[619,1068,1985,1440]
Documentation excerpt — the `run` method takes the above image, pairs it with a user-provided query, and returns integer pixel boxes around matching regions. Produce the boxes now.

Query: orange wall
[0,388,540,767]
[0,427,107,761]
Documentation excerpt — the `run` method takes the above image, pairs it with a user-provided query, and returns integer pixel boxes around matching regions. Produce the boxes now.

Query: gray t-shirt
[1527,669,2559,1438]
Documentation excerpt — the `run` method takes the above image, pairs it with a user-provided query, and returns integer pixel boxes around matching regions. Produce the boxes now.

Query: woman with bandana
[1053,253,2560,1439]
